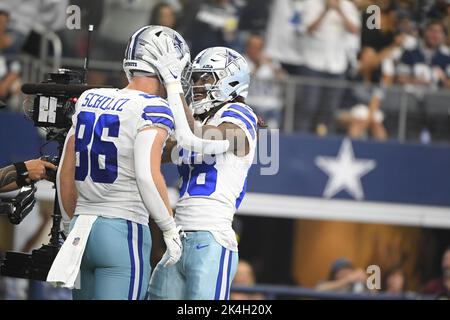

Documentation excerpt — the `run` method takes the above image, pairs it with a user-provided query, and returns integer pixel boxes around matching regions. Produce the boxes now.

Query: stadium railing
[11,54,450,144]
[230,284,435,300]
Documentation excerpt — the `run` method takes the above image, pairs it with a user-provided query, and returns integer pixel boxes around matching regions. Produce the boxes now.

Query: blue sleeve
[220,104,257,140]
[141,104,175,132]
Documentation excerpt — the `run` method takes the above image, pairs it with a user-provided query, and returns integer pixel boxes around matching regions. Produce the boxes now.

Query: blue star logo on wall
[315,139,377,201]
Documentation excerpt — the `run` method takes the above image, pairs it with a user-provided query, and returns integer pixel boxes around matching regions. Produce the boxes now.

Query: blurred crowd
[1,0,450,142]
[1,0,449,301]
[314,249,450,299]
[231,246,450,300]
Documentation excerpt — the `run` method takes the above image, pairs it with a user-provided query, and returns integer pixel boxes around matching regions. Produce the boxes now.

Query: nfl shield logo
[72,237,80,246]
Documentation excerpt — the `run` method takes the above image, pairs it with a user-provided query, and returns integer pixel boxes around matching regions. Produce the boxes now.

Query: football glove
[142,37,189,84]
[161,225,183,267]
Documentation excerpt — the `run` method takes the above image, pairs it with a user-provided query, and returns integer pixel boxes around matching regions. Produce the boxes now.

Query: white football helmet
[123,25,191,85]
[190,47,250,115]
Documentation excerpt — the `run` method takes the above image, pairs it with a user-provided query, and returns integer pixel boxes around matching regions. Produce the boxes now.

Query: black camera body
[22,68,108,130]
[25,69,86,129]
[0,69,92,282]
[1,245,59,281]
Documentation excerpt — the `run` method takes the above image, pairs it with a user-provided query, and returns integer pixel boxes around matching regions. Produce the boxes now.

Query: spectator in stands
[230,260,265,300]
[233,0,271,53]
[59,0,105,59]
[0,10,21,110]
[90,0,157,62]
[397,20,450,89]
[0,9,13,51]
[180,0,239,57]
[441,1,450,47]
[383,265,407,294]
[337,87,388,141]
[237,0,270,34]
[316,258,367,293]
[150,2,177,29]
[244,33,286,129]
[264,0,304,76]
[397,20,450,141]
[359,1,407,84]
[297,0,360,135]
[0,0,68,55]
[381,11,419,86]
[426,0,450,21]
[422,246,450,299]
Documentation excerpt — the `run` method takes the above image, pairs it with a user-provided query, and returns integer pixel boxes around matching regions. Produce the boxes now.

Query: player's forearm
[180,92,196,131]
[59,175,77,218]
[0,165,18,192]
[136,170,175,231]
[162,139,177,164]
[150,170,173,216]
[134,129,176,232]
[200,123,249,155]
[149,129,173,216]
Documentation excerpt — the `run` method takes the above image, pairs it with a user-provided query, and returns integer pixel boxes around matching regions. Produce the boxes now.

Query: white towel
[46,215,97,289]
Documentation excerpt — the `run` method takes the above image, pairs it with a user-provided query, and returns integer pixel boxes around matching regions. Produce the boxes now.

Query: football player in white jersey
[54,26,190,300]
[148,46,260,300]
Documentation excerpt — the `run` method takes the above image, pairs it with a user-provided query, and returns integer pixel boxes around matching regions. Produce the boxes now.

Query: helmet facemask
[190,69,229,115]
[180,61,193,103]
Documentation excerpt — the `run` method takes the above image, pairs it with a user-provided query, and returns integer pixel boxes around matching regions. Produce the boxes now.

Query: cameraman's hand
[142,37,189,84]
[25,159,57,182]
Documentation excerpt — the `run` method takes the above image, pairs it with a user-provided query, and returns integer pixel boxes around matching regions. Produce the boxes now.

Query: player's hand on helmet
[142,37,189,84]
[161,225,183,267]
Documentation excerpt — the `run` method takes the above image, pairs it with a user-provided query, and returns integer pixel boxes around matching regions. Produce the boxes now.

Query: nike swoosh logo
[196,244,209,250]
[169,69,178,79]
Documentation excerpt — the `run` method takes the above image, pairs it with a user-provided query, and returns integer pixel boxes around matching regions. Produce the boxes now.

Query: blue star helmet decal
[225,49,239,67]
[173,34,184,58]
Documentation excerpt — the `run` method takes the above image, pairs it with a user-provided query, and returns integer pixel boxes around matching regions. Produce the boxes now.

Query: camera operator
[0,159,57,193]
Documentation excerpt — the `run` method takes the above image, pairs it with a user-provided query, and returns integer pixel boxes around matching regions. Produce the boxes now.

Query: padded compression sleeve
[134,128,175,231]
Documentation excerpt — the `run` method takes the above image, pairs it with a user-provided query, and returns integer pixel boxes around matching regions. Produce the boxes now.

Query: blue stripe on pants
[214,247,226,300]
[137,224,144,299]
[225,251,232,300]
[127,221,135,300]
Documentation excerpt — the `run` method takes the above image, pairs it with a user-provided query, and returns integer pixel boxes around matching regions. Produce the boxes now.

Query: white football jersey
[174,102,257,251]
[71,87,174,225]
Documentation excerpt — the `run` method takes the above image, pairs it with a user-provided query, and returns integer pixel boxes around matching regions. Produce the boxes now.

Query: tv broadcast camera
[0,25,108,281]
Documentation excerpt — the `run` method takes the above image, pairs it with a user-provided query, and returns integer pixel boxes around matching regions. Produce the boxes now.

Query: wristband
[13,162,29,187]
